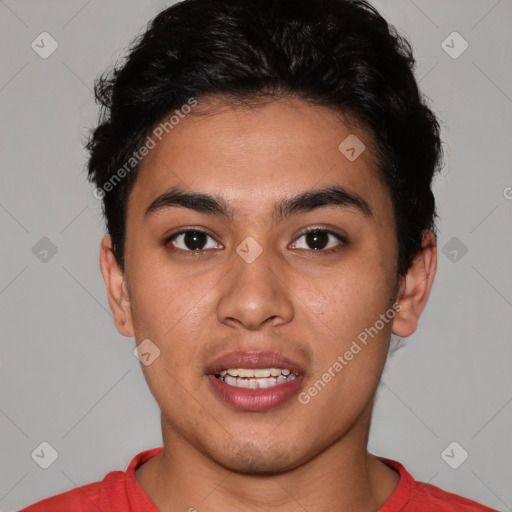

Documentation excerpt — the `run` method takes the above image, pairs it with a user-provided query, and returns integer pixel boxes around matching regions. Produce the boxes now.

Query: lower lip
[207,374,305,412]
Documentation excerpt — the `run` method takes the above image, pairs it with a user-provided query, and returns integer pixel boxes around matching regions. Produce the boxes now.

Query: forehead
[128,97,391,222]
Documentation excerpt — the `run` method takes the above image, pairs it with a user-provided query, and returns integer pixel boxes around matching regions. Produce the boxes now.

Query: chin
[216,440,305,475]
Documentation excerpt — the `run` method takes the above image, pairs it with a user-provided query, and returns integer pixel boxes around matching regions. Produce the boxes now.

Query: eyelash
[164,227,346,256]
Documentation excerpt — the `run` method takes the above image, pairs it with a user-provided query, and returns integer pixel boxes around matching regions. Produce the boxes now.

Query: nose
[216,243,294,330]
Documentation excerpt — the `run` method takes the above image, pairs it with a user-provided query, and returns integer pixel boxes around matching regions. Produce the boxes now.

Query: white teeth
[236,378,250,388]
[221,368,292,378]
[224,374,237,386]
[254,368,271,378]
[217,372,298,389]
[256,378,275,389]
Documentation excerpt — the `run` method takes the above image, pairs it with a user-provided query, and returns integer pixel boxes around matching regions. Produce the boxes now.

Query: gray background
[1,0,511,510]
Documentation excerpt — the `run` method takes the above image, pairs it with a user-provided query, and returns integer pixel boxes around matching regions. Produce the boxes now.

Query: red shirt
[19,447,496,511]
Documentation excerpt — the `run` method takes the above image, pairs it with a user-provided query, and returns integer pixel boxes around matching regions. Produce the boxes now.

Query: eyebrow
[144,185,372,222]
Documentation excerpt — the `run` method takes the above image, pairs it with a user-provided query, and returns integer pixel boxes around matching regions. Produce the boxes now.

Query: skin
[100,96,437,511]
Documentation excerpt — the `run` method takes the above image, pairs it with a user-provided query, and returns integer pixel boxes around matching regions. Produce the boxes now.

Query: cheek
[128,263,214,406]
[128,253,214,339]
[127,255,229,386]
[314,258,395,339]
[300,253,395,398]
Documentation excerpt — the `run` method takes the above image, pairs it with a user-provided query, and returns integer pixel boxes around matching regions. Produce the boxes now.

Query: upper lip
[205,350,306,376]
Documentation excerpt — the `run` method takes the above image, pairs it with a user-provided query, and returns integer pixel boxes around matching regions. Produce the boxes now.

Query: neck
[135,405,400,511]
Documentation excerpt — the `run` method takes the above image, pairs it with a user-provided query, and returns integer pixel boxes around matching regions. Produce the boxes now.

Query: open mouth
[215,368,300,389]
[205,350,306,410]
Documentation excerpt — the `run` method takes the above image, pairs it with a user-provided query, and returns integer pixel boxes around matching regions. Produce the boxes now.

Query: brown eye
[290,229,344,252]
[167,230,222,252]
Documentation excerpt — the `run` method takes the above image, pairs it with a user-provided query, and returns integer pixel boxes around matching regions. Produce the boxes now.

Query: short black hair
[86,0,442,277]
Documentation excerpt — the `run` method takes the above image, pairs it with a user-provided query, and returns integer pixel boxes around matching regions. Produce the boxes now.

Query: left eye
[290,229,344,251]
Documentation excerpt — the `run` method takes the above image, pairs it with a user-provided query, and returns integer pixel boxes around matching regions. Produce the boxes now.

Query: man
[21,0,496,510]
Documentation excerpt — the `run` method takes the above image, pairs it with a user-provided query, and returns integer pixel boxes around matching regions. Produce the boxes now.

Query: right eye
[166,229,223,252]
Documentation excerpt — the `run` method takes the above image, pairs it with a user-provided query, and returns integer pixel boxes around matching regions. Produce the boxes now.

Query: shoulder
[408,480,497,511]
[379,457,497,511]
[17,480,107,511]
[18,447,163,511]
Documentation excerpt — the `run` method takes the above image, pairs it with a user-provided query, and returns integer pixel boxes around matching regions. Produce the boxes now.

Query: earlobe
[99,234,134,337]
[392,230,437,338]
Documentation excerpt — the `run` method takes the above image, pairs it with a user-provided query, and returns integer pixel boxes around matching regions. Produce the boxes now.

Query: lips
[205,350,306,412]
[204,350,306,376]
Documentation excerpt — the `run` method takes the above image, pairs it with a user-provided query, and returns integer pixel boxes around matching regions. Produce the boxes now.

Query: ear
[99,234,134,337]
[392,230,437,338]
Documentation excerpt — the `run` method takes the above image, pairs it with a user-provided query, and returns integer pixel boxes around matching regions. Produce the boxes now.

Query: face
[101,97,435,473]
